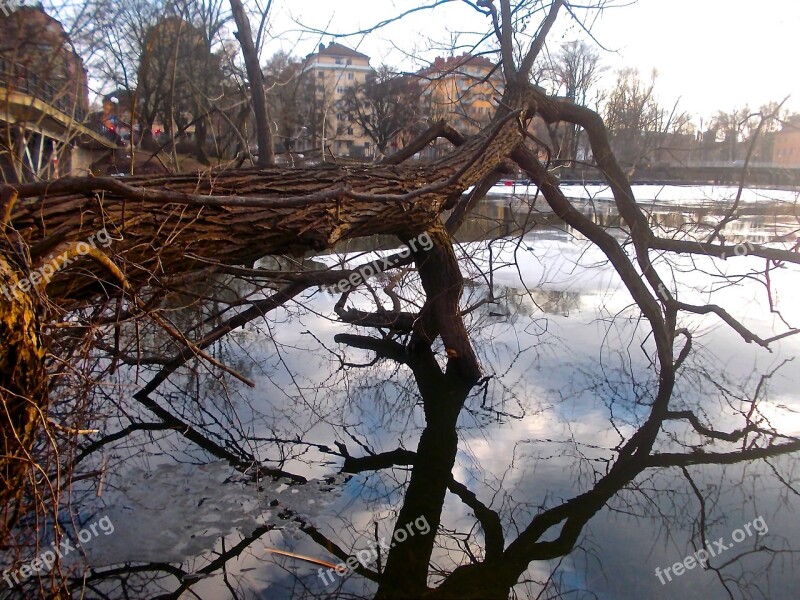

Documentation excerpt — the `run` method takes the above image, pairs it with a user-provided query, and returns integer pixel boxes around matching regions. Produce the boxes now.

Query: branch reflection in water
[5,193,800,600]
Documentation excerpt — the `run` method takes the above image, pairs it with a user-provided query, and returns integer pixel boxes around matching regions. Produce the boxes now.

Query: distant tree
[710,107,753,162]
[229,0,273,165]
[184,0,230,163]
[73,0,161,105]
[137,15,224,162]
[543,40,603,162]
[296,67,336,156]
[710,101,793,164]
[263,51,309,155]
[548,41,603,106]
[341,66,421,157]
[602,67,690,169]
[757,101,790,134]
[69,0,231,166]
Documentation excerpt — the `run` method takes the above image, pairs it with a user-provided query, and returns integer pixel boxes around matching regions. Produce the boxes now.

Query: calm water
[4,190,800,599]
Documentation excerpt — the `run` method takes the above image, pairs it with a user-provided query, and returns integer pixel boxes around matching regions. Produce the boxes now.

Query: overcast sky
[264,0,800,122]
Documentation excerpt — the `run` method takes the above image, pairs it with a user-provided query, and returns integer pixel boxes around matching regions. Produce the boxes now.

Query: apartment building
[412,54,504,157]
[299,42,375,158]
[420,54,503,131]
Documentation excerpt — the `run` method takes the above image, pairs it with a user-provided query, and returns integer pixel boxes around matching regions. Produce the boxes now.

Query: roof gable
[310,42,370,61]
[418,53,498,77]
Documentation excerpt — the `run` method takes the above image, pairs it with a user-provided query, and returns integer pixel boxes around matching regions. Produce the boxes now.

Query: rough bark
[1,219,48,541]
[8,109,527,302]
[408,222,481,382]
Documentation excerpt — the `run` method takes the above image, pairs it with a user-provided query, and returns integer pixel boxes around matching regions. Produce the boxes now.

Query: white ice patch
[86,461,344,567]
[475,183,799,206]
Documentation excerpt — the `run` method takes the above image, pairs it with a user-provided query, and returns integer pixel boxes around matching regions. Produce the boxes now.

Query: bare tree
[2,2,800,599]
[539,40,603,163]
[340,66,421,157]
[136,14,225,160]
[709,105,773,162]
[263,50,314,156]
[549,41,602,107]
[602,67,691,170]
[229,0,273,166]
[534,40,604,164]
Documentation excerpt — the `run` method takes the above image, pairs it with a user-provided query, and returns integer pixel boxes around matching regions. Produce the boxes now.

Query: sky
[263,0,800,122]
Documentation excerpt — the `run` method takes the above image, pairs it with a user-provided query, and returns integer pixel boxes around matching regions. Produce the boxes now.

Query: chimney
[319,43,325,52]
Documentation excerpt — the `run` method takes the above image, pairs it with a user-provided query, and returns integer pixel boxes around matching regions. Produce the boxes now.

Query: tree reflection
[4,3,800,593]
[20,246,791,600]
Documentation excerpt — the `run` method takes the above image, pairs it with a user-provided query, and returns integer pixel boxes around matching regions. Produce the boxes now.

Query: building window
[348,73,354,80]
[337,87,345,94]
[335,58,343,65]
[347,127,354,135]
[346,59,352,65]
[317,71,324,78]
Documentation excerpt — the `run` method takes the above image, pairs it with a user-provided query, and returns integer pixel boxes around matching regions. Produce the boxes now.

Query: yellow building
[300,42,374,158]
[416,54,505,156]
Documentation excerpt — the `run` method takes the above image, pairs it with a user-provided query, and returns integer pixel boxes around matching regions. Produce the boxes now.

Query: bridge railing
[0,57,87,123]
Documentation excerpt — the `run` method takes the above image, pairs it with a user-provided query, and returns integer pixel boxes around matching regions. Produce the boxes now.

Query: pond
[3,185,799,599]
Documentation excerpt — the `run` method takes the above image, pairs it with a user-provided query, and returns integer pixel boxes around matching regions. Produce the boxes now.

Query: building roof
[418,53,498,77]
[307,42,370,62]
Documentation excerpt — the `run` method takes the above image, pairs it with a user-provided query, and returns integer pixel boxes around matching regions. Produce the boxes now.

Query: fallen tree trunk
[8,109,526,301]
